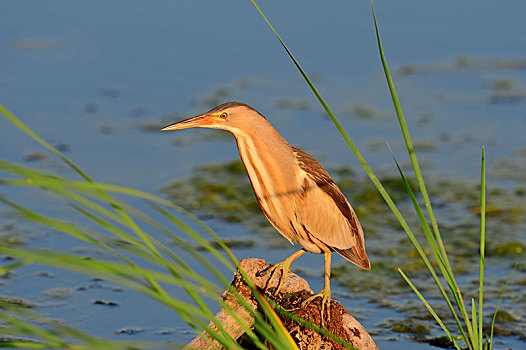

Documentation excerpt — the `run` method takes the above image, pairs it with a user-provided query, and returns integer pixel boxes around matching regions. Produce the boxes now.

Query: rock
[185,258,378,350]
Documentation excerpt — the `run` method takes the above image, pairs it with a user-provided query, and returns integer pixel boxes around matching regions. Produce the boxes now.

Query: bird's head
[161,102,266,135]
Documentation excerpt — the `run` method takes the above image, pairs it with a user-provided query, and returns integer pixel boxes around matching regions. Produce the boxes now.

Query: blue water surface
[1,1,525,348]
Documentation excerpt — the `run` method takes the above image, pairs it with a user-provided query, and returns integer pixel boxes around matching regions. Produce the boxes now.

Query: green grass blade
[0,300,162,349]
[398,268,462,350]
[252,291,299,349]
[0,159,239,270]
[389,146,470,339]
[489,262,518,349]
[0,198,244,347]
[0,195,192,295]
[369,2,479,347]
[0,246,242,348]
[0,104,91,183]
[367,0,450,272]
[0,260,27,276]
[150,202,237,271]
[63,199,227,316]
[0,161,236,275]
[0,246,202,299]
[0,110,173,304]
[117,202,232,287]
[273,307,358,349]
[478,147,486,349]
[0,311,65,346]
[0,104,179,286]
[472,298,479,350]
[0,107,159,270]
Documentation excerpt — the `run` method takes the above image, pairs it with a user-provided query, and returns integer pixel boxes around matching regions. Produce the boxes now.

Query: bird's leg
[261,249,306,295]
[301,252,332,326]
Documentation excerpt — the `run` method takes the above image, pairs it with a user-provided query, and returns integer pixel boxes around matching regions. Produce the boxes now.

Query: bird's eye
[219,112,228,119]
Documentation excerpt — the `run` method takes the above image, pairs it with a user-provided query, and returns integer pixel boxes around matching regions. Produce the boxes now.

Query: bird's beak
[161,114,218,131]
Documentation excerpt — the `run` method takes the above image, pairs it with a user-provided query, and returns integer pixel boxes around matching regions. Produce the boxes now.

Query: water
[1,0,525,348]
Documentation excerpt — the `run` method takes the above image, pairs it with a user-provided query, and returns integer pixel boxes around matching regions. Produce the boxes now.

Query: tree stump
[185,258,378,350]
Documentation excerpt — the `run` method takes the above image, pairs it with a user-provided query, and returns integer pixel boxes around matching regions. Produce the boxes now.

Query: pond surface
[1,0,525,349]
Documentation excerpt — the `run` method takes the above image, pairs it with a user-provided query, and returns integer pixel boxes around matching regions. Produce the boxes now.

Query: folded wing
[293,148,370,270]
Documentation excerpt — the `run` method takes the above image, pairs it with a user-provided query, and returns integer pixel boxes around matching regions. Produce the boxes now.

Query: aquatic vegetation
[381,318,431,335]
[0,223,26,246]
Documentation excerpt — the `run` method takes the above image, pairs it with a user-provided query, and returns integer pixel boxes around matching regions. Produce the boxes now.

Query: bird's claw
[261,261,291,296]
[301,288,331,326]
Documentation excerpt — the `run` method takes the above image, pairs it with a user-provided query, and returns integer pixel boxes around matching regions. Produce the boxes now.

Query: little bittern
[162,102,370,320]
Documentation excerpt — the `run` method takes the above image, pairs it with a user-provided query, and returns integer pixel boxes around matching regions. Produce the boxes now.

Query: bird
[162,101,370,321]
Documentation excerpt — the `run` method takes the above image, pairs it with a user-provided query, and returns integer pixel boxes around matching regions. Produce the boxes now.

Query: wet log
[185,258,378,350]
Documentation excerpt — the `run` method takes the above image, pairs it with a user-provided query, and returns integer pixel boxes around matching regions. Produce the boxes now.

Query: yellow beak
[161,114,220,131]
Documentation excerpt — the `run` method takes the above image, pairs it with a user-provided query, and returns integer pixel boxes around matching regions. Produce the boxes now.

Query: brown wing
[293,147,370,270]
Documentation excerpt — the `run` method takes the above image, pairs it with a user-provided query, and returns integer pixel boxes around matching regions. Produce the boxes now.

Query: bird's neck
[233,126,299,200]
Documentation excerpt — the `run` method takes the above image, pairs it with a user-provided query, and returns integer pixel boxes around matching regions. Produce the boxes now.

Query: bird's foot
[301,286,331,326]
[259,260,292,296]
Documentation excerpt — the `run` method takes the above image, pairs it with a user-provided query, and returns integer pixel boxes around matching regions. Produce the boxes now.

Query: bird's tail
[333,246,371,271]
